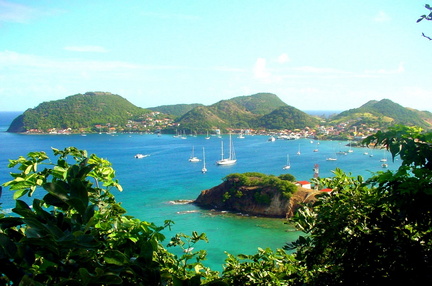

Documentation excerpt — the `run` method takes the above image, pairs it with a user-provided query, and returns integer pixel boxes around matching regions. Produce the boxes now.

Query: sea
[0,111,399,271]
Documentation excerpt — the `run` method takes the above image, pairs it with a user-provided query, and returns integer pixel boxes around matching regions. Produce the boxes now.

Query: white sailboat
[380,150,388,162]
[282,154,291,170]
[188,146,200,162]
[297,144,301,155]
[216,133,236,165]
[348,141,354,153]
[326,147,337,161]
[205,131,210,140]
[201,147,207,173]
[238,130,245,139]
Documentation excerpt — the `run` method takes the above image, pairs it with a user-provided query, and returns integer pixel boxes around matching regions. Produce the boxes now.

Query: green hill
[331,99,432,129]
[230,92,288,115]
[257,106,320,130]
[148,103,203,117]
[175,93,319,131]
[7,92,151,133]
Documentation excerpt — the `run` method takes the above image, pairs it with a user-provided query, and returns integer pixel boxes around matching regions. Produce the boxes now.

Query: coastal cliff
[194,173,322,218]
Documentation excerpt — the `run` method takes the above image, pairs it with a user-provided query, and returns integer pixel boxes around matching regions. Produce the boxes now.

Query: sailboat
[380,150,388,162]
[205,131,210,140]
[216,133,236,165]
[188,146,200,162]
[297,144,301,155]
[326,146,337,161]
[282,154,291,170]
[201,147,207,173]
[348,141,354,153]
[238,130,245,139]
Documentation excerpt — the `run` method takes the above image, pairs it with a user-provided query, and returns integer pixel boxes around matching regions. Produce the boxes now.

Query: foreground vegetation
[0,125,431,285]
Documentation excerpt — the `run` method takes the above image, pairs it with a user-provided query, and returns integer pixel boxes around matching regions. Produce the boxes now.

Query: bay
[0,112,399,271]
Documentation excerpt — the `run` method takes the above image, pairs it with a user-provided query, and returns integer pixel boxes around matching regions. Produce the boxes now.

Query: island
[193,172,325,218]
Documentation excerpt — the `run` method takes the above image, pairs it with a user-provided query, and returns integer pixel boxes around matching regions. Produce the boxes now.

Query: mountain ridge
[6,92,432,133]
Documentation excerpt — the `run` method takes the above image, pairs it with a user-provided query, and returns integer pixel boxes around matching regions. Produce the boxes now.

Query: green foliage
[278,173,296,182]
[417,4,432,40]
[149,103,204,117]
[253,192,271,205]
[288,125,432,285]
[223,172,297,200]
[257,106,319,130]
[7,92,152,133]
[222,248,299,285]
[0,147,215,285]
[2,122,432,285]
[331,99,432,129]
[176,93,294,132]
[230,93,287,115]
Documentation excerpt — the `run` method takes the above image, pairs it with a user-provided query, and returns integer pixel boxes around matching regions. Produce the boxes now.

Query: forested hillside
[148,103,203,117]
[174,93,316,131]
[7,92,151,133]
[257,106,320,130]
[330,99,432,128]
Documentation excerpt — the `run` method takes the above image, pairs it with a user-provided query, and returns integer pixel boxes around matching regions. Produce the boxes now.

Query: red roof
[320,188,333,192]
[297,181,310,185]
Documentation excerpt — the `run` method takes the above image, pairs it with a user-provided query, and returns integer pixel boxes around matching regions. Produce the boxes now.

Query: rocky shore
[194,177,322,219]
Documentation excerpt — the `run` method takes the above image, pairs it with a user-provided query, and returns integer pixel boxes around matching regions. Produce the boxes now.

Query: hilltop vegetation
[7,92,153,133]
[257,106,320,130]
[6,92,432,135]
[148,103,204,117]
[330,99,432,129]
[173,93,318,132]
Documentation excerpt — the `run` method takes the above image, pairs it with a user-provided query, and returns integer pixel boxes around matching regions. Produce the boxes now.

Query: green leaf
[13,188,29,200]
[103,250,129,266]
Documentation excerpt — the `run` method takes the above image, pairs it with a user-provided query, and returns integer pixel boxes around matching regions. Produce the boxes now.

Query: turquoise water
[0,112,399,270]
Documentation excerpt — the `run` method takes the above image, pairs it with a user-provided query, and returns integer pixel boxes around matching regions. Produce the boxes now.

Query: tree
[417,4,432,40]
[287,125,432,285]
[0,147,217,285]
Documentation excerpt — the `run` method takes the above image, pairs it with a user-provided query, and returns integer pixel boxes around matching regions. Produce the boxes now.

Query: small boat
[297,144,301,155]
[380,150,388,162]
[268,136,276,142]
[216,133,236,165]
[205,131,210,140]
[135,153,149,159]
[188,146,201,162]
[381,163,388,168]
[326,157,337,161]
[201,147,207,173]
[282,154,291,170]
[348,141,354,153]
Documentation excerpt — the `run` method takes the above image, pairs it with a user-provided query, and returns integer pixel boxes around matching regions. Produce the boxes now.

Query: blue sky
[1,0,431,112]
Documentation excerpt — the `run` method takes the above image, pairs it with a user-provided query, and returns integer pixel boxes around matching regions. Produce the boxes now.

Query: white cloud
[365,63,404,75]
[64,46,109,53]
[253,58,270,79]
[0,0,36,23]
[374,11,391,23]
[0,0,62,23]
[277,53,290,64]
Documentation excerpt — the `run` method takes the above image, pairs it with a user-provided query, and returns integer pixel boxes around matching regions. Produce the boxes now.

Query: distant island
[6,91,432,139]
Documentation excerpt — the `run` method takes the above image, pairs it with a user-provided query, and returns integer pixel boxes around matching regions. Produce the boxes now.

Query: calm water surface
[0,112,399,270]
